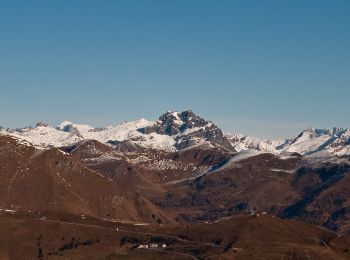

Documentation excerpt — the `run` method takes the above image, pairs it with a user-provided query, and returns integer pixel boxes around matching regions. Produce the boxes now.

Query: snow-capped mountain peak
[138,110,233,150]
[140,110,209,136]
[277,127,350,156]
[1,111,349,156]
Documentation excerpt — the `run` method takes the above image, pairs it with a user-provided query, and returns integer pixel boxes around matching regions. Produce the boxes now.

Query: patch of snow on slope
[180,123,213,136]
[284,135,330,155]
[169,111,183,125]
[227,149,265,163]
[214,149,265,172]
[128,131,176,151]
[85,119,153,142]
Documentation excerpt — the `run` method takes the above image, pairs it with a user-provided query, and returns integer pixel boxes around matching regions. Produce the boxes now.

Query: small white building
[138,244,149,249]
[149,243,159,248]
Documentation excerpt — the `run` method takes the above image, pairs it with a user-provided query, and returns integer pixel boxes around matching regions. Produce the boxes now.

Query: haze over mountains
[2,110,350,156]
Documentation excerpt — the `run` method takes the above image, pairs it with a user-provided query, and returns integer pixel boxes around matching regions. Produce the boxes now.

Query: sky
[0,0,349,138]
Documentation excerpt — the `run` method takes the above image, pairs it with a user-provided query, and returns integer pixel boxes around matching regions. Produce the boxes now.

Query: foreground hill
[60,137,350,235]
[0,212,349,260]
[154,152,350,234]
[0,135,169,224]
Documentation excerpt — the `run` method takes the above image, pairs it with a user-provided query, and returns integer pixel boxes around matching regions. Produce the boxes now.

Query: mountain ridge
[1,110,349,156]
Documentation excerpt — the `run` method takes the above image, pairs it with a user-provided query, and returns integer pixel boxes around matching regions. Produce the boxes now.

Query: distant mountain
[227,127,350,156]
[280,127,350,156]
[226,133,284,154]
[138,110,234,151]
[1,110,349,156]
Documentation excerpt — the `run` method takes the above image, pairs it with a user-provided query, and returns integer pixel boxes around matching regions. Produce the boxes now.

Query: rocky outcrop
[139,110,235,151]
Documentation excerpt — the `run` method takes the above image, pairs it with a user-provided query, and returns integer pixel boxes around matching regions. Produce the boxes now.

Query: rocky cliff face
[138,110,234,151]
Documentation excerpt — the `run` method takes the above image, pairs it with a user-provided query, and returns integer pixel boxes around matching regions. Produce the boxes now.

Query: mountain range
[1,110,350,259]
[2,110,350,156]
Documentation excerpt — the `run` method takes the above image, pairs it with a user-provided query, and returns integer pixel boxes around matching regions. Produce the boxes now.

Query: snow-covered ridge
[226,133,285,154]
[1,111,350,156]
[281,127,350,156]
[227,127,350,156]
[6,119,170,150]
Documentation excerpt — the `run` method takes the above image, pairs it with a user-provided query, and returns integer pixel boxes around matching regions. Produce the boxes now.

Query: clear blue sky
[0,1,349,138]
